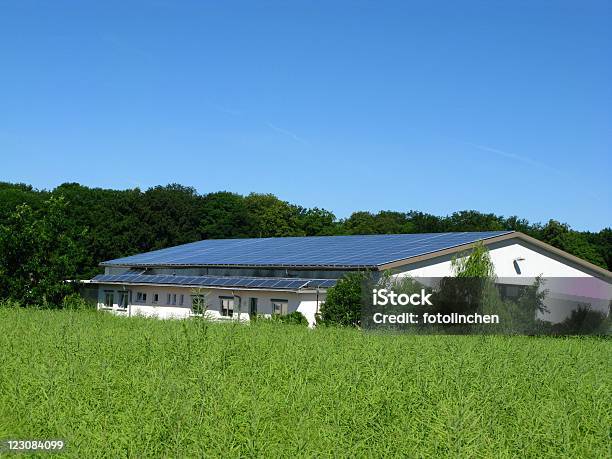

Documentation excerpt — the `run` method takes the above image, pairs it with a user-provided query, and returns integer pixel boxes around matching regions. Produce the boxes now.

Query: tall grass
[0,308,610,457]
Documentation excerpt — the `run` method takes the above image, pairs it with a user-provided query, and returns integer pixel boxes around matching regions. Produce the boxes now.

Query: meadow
[0,307,610,458]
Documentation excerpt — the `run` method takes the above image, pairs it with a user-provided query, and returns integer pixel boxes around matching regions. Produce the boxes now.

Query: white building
[89,231,611,325]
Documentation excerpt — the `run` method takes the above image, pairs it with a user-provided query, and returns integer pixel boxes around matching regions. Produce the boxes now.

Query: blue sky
[1,0,610,230]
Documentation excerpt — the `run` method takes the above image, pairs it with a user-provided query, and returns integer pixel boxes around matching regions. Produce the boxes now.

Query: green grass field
[0,307,610,458]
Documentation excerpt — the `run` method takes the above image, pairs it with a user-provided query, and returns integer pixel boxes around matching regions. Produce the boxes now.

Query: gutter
[88,280,321,293]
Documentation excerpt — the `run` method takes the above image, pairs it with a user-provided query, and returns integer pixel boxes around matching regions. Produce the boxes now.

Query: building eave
[89,280,322,293]
[98,262,377,271]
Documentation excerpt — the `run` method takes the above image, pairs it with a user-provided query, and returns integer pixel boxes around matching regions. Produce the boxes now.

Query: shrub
[317,272,367,327]
[552,305,610,335]
[451,241,496,278]
[62,293,95,310]
[279,311,308,326]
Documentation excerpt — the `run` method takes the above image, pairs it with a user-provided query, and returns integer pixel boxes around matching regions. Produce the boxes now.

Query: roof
[100,231,513,269]
[91,273,336,291]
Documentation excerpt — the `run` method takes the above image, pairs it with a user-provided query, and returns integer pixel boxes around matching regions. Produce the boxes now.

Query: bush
[552,305,610,335]
[0,299,21,309]
[259,311,309,326]
[279,311,308,326]
[62,293,95,310]
[317,272,367,327]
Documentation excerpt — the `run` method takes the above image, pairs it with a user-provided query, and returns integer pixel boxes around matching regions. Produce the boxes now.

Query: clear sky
[1,0,610,231]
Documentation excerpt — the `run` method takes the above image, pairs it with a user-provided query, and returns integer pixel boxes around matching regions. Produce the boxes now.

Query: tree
[199,191,251,239]
[139,184,204,250]
[0,197,86,306]
[445,210,504,232]
[244,193,303,237]
[0,182,47,220]
[296,207,338,236]
[451,242,496,278]
[342,212,378,235]
[540,220,606,268]
[317,272,366,327]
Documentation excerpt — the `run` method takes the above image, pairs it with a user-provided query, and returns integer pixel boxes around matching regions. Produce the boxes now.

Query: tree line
[0,181,609,305]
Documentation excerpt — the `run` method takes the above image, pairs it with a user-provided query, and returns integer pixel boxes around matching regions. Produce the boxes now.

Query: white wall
[396,238,596,279]
[296,292,324,326]
[96,284,324,326]
[393,237,611,323]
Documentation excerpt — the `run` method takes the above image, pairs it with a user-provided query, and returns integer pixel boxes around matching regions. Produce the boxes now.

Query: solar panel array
[100,231,513,268]
[91,273,337,290]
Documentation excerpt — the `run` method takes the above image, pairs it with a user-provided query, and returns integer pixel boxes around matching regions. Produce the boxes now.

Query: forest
[0,181,610,305]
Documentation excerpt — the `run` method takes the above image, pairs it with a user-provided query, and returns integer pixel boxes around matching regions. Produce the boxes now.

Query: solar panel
[100,232,513,268]
[90,274,334,291]
[308,279,337,288]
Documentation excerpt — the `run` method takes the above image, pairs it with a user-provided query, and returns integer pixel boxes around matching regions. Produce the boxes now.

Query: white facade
[393,237,611,322]
[97,284,324,326]
[396,238,594,278]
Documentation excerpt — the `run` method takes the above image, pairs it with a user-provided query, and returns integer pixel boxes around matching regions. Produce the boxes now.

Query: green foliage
[552,305,611,335]
[199,191,251,239]
[343,211,414,235]
[190,289,210,316]
[480,277,550,335]
[261,310,309,326]
[243,193,304,237]
[451,242,496,278]
[296,207,338,236]
[0,197,86,306]
[317,272,366,327]
[61,293,95,310]
[0,308,610,457]
[278,311,309,326]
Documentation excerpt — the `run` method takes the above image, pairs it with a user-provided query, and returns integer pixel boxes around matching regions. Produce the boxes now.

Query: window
[191,295,206,315]
[271,299,288,316]
[220,296,234,317]
[179,294,184,306]
[153,293,159,303]
[249,297,258,315]
[118,291,129,309]
[104,291,114,308]
[136,292,147,303]
[167,293,171,305]
[172,294,177,305]
[498,284,526,300]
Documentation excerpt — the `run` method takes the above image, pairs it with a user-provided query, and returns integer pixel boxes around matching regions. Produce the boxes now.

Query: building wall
[393,237,610,323]
[96,284,324,325]
[395,238,597,279]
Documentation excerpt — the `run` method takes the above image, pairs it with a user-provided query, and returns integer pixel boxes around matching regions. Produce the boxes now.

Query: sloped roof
[100,231,513,269]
